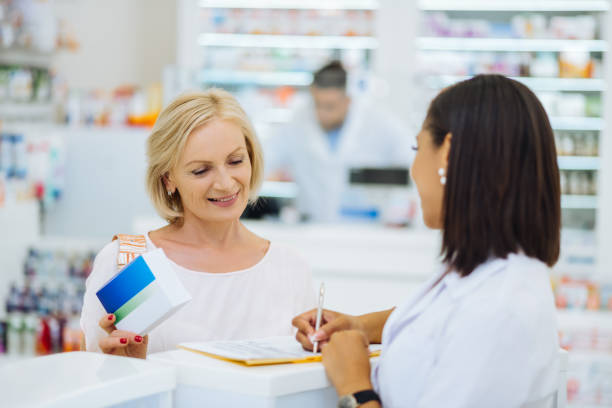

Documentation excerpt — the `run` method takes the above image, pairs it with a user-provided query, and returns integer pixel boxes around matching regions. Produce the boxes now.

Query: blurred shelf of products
[0,0,166,254]
[0,0,67,237]
[0,235,111,366]
[198,0,380,10]
[184,1,378,138]
[0,0,166,368]
[0,0,164,129]
[415,3,606,228]
[418,0,610,12]
[0,128,65,210]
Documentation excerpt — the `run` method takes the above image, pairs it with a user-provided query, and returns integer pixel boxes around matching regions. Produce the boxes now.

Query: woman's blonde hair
[146,88,264,224]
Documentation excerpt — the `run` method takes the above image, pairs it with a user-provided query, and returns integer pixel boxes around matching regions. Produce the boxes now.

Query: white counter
[1,351,175,408]
[148,348,350,408]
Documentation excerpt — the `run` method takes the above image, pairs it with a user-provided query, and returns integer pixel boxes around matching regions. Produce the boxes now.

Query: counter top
[1,351,175,408]
[149,348,345,397]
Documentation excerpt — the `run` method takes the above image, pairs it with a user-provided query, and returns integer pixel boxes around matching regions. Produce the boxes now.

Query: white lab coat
[264,99,413,222]
[372,253,560,408]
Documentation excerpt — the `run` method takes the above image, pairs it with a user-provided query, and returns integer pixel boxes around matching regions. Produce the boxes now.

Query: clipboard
[178,336,382,367]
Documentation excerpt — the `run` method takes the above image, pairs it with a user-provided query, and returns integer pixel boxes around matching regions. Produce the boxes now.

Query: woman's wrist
[337,379,375,397]
[357,308,394,344]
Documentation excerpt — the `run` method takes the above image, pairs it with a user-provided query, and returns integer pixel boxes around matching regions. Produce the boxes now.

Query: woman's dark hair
[426,74,560,276]
[312,60,347,90]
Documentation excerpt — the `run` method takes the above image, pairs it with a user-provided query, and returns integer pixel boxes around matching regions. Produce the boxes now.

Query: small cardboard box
[96,248,192,335]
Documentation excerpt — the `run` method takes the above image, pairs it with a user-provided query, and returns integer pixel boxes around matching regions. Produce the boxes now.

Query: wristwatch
[337,390,381,408]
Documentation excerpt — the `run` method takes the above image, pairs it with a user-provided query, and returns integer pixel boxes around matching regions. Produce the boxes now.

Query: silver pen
[313,282,325,354]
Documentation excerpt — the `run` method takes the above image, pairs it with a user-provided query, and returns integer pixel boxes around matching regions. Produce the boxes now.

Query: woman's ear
[440,132,452,170]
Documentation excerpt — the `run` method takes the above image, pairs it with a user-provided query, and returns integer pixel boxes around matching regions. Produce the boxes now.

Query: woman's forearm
[357,308,394,344]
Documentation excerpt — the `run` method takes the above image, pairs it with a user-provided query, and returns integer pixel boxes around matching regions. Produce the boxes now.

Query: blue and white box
[96,248,192,335]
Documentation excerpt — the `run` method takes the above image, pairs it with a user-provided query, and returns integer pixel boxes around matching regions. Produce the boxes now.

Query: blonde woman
[80,89,316,358]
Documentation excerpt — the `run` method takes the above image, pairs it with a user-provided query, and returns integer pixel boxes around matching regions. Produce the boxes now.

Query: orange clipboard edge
[177,344,382,367]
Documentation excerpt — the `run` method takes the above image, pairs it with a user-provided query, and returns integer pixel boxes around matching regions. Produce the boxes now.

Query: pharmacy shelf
[0,103,54,120]
[568,405,611,408]
[251,108,293,125]
[254,113,604,134]
[557,309,612,329]
[198,33,378,49]
[419,0,610,12]
[554,260,597,277]
[424,75,606,92]
[0,49,53,69]
[550,117,604,131]
[566,350,612,364]
[262,108,293,124]
[199,69,313,86]
[416,37,608,52]
[253,185,602,211]
[561,195,598,209]
[558,156,600,171]
[556,228,597,271]
[199,0,379,9]
[258,181,298,199]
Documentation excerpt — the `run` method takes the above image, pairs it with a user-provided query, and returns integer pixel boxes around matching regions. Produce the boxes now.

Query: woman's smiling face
[166,118,252,223]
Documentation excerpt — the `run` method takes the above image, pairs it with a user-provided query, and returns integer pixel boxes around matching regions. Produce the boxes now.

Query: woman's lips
[207,191,240,207]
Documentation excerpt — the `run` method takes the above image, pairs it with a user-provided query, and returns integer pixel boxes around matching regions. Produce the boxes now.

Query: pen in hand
[313,282,325,354]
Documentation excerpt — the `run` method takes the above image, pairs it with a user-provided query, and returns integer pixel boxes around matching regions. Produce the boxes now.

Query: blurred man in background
[265,61,413,222]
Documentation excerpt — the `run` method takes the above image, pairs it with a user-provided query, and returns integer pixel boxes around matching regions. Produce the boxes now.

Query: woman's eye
[230,159,243,165]
[192,168,209,175]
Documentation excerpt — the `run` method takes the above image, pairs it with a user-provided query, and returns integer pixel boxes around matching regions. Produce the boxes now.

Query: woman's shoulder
[469,253,550,295]
[267,242,309,267]
[496,253,552,296]
[243,226,309,268]
[265,242,315,303]
[458,253,556,329]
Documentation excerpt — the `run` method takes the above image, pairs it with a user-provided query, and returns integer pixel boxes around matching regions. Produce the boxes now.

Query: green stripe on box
[114,282,158,323]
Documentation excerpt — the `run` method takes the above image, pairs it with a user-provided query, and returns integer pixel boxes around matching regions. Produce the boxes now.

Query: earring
[167,190,173,197]
[438,168,446,185]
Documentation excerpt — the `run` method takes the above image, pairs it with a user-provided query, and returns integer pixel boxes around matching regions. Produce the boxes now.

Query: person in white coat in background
[264,61,413,222]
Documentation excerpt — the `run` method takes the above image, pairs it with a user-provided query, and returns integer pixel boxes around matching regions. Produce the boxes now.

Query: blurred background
[0,0,611,405]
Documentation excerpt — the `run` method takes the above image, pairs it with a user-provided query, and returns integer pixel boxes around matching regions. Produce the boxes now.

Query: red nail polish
[120,338,127,344]
[108,315,114,320]
[134,336,142,343]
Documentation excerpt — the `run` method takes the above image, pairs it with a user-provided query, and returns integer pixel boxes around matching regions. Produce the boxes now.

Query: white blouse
[80,234,316,354]
[372,253,560,408]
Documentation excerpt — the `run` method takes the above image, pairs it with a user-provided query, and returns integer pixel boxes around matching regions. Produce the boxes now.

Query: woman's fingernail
[312,331,325,341]
[108,314,114,320]
[120,338,127,344]
[134,336,142,343]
